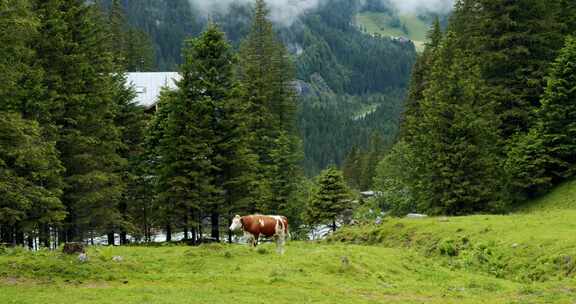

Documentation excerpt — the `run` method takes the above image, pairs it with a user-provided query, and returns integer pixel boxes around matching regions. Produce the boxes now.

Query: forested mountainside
[101,0,423,175]
[376,0,576,215]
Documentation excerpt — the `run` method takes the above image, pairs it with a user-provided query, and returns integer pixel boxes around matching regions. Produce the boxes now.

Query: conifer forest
[2,1,576,302]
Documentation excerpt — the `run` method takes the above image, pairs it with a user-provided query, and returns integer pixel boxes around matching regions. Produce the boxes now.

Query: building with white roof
[126,72,181,110]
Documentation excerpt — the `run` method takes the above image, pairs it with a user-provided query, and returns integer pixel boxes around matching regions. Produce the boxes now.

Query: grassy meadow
[355,12,430,51]
[1,242,574,304]
[1,182,576,303]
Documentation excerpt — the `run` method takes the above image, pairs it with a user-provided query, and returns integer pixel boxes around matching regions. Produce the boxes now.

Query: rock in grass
[112,256,124,262]
[78,253,89,263]
[406,213,428,219]
[63,242,85,255]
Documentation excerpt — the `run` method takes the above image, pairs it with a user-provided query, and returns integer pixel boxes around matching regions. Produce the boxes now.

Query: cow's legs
[253,234,259,247]
[243,231,255,247]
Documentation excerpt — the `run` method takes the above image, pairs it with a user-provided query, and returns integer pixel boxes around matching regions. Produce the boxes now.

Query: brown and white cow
[229,214,289,254]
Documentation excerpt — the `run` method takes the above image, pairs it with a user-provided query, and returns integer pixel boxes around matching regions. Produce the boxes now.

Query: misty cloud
[189,0,455,27]
[190,0,323,26]
[387,0,454,14]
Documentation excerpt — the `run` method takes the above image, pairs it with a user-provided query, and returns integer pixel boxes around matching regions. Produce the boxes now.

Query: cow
[229,214,289,255]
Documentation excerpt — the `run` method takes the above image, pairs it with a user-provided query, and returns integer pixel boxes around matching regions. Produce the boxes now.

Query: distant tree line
[374,0,576,216]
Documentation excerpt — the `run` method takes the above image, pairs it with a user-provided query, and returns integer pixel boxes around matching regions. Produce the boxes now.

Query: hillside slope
[518,179,576,213]
[331,206,576,284]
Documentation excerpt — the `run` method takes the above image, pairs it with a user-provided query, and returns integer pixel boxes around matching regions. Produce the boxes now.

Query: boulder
[78,253,89,263]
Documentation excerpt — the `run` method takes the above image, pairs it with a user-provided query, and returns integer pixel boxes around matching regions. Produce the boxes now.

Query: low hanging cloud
[189,0,455,27]
[190,0,323,26]
[387,0,455,14]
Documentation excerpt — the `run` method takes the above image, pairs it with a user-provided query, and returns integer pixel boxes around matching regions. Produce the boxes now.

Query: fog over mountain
[189,0,323,26]
[189,0,455,26]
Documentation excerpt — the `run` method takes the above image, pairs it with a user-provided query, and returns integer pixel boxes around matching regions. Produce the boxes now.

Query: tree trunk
[6,225,14,246]
[27,235,34,250]
[332,218,337,232]
[211,212,219,241]
[120,231,127,245]
[183,212,189,240]
[198,213,203,243]
[15,230,25,246]
[0,224,7,244]
[39,224,50,248]
[228,217,233,244]
[191,226,197,245]
[165,224,172,242]
[107,232,115,246]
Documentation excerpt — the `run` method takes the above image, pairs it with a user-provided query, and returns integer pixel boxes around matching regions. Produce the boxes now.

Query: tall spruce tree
[238,0,301,214]
[0,114,65,246]
[31,0,126,242]
[534,37,576,184]
[402,16,443,136]
[0,0,66,247]
[453,0,564,138]
[107,0,156,72]
[153,24,260,242]
[403,32,505,215]
[504,37,576,198]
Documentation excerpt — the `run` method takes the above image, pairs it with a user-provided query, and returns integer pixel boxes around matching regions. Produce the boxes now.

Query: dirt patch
[0,277,34,286]
[83,282,111,289]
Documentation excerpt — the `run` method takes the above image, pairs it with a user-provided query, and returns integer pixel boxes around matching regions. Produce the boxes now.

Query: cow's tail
[275,218,286,255]
[284,218,291,240]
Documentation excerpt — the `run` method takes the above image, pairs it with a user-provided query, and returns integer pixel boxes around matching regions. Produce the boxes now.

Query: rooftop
[126,72,180,109]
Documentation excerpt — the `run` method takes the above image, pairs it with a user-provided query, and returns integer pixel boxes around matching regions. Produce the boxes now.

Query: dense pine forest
[101,0,418,175]
[2,0,576,249]
[0,0,303,246]
[377,0,576,215]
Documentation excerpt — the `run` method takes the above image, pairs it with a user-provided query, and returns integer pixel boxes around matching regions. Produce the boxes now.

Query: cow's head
[229,215,243,231]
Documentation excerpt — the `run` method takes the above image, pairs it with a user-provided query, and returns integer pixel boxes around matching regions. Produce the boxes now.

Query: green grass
[518,179,576,213]
[2,182,576,303]
[331,210,576,282]
[0,241,575,303]
[355,12,430,51]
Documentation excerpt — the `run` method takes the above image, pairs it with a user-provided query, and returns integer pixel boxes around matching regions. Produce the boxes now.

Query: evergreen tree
[403,32,506,215]
[31,0,126,241]
[342,146,362,189]
[537,37,576,180]
[305,167,351,232]
[153,24,260,242]
[125,28,156,72]
[0,114,65,246]
[515,37,576,190]
[238,0,301,214]
[0,0,38,114]
[107,0,156,71]
[0,0,66,246]
[454,0,564,138]
[402,16,442,135]
[109,0,128,67]
[111,75,147,244]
